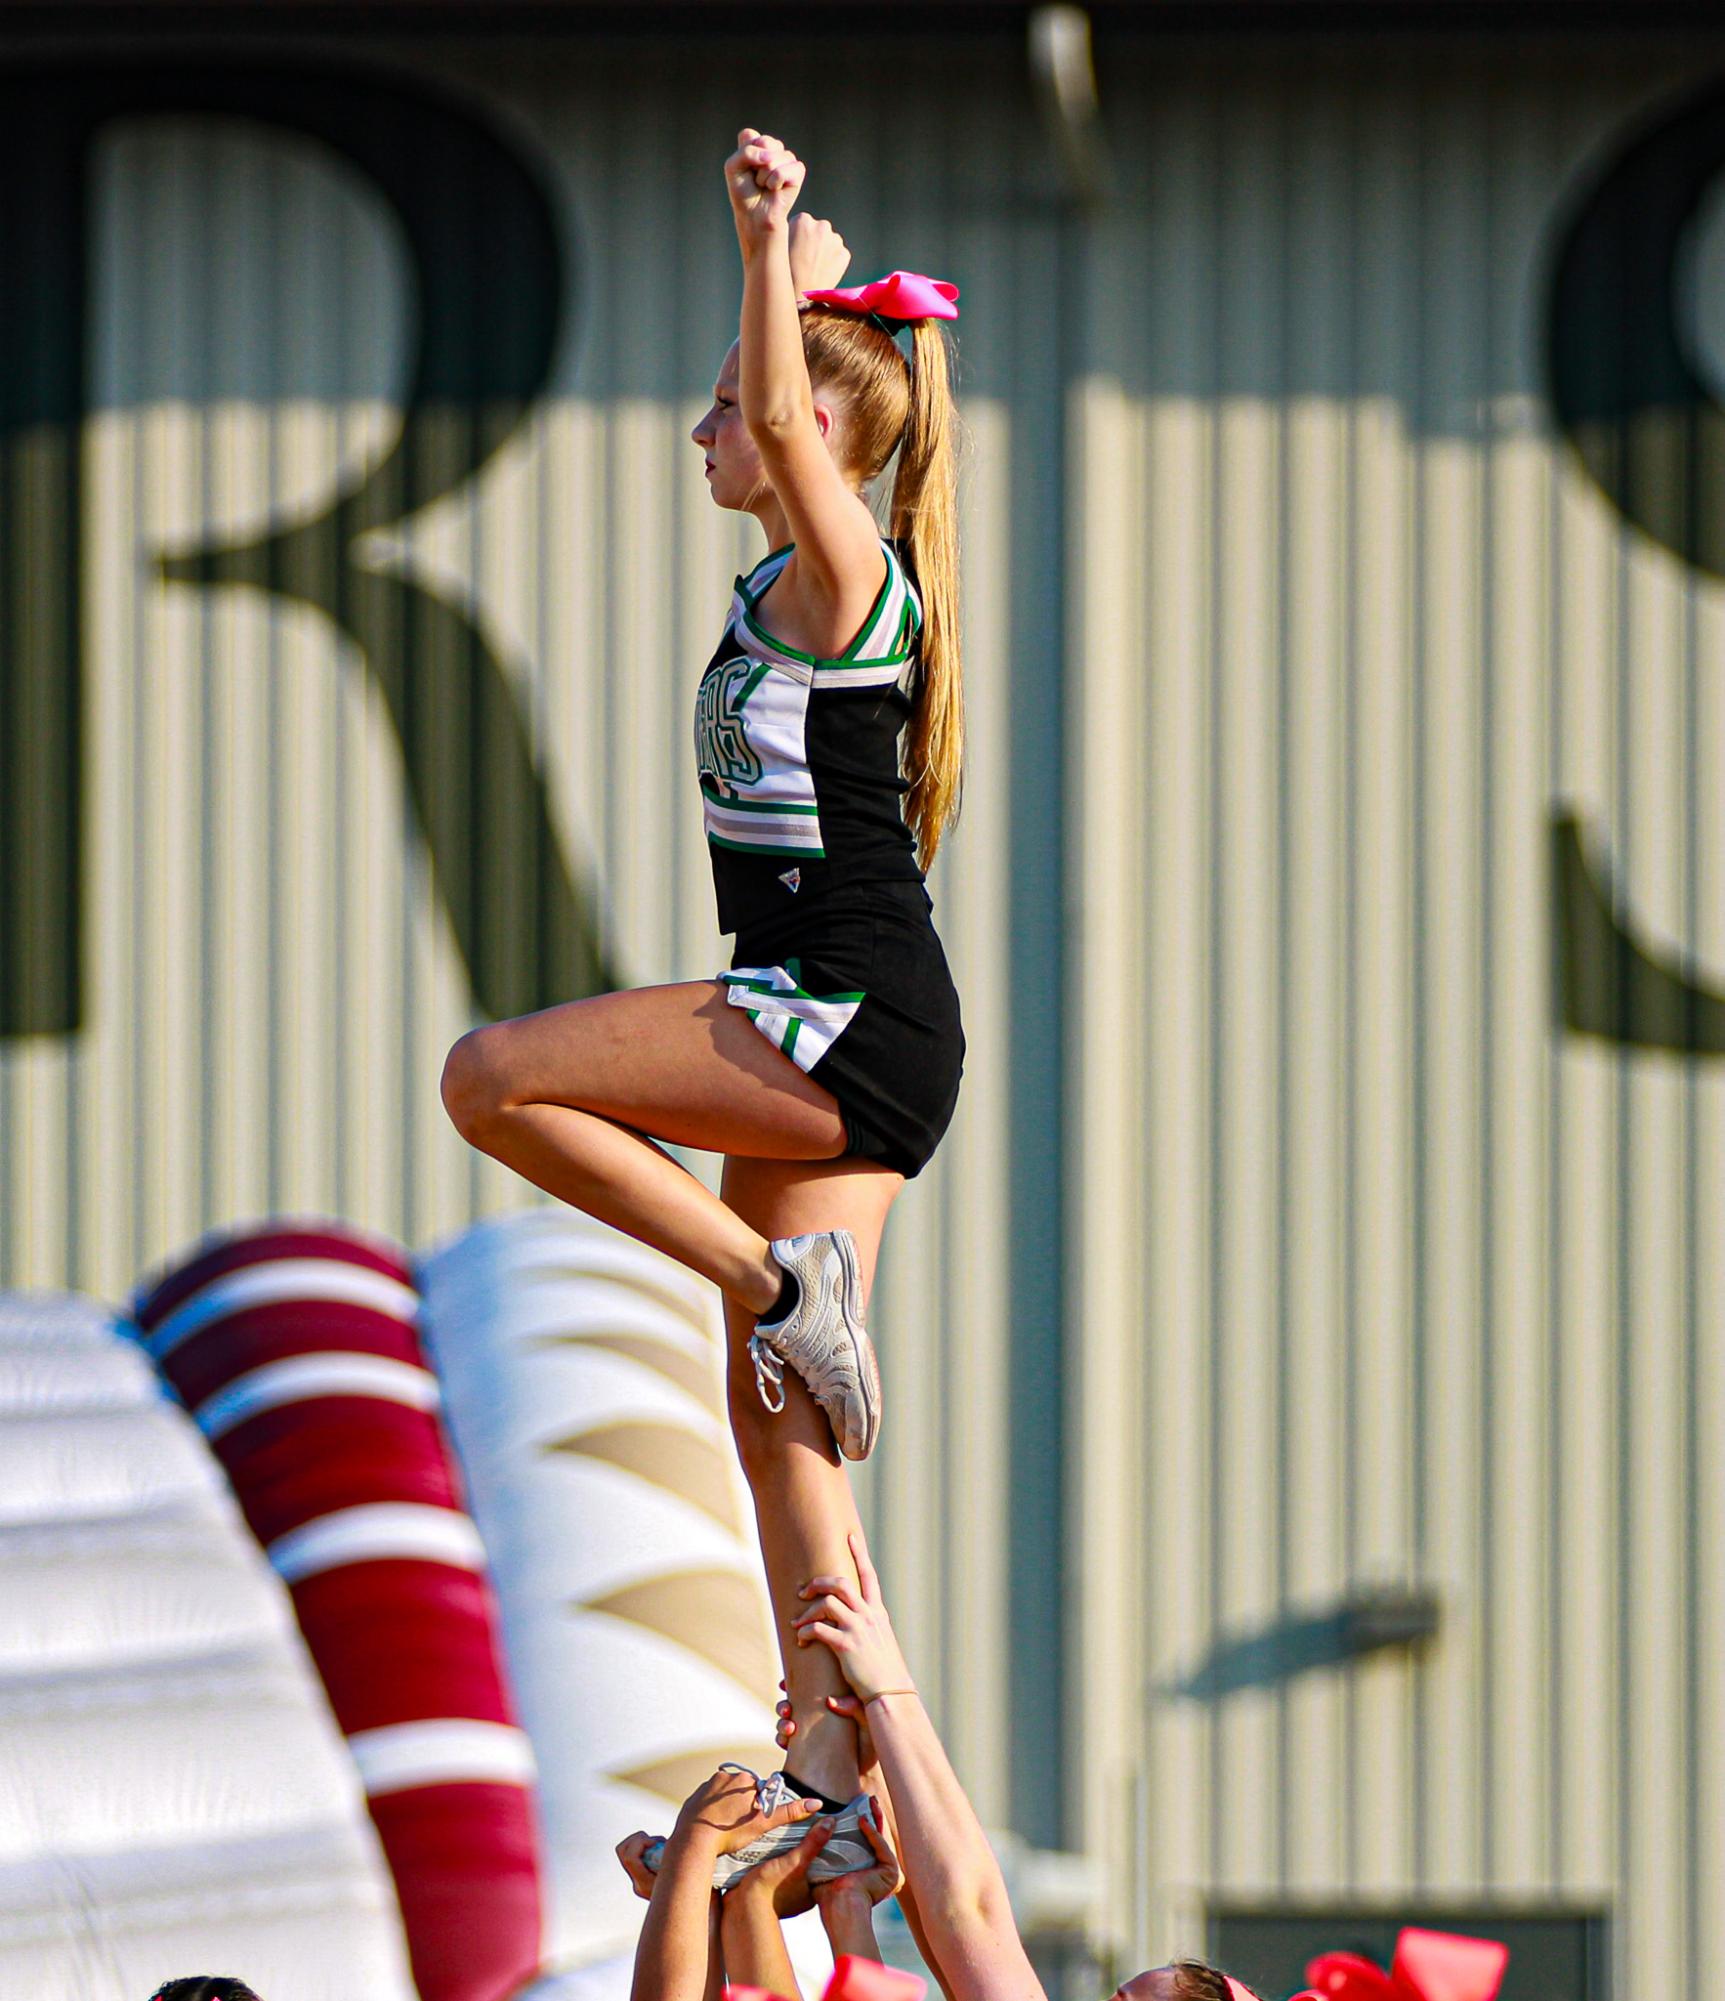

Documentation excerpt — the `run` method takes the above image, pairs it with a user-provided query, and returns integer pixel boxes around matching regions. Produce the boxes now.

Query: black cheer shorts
[716,880,965,1179]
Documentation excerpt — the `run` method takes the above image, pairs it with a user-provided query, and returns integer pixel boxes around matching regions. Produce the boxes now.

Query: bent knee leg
[440,1025,516,1140]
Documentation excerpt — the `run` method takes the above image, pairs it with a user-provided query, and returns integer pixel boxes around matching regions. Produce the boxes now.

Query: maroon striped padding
[206,1400,463,1543]
[165,1297,424,1410]
[373,1784,543,2001]
[294,1563,517,1735]
[137,1224,412,1322]
[133,1221,544,2001]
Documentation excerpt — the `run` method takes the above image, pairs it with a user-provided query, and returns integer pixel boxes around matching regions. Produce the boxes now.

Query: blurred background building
[2,3,1721,1995]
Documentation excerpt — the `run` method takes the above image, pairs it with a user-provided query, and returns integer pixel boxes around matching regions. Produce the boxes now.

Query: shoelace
[718,1760,801,1818]
[638,1765,812,1876]
[749,1333,786,1414]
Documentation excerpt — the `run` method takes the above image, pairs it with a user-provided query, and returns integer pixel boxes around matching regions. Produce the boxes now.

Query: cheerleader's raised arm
[725,129,895,662]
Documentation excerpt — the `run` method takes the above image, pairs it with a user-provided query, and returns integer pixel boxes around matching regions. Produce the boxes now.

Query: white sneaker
[639,1766,878,1890]
[749,1231,882,1462]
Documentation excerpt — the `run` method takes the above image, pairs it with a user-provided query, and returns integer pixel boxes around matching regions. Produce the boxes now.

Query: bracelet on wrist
[862,1687,917,1708]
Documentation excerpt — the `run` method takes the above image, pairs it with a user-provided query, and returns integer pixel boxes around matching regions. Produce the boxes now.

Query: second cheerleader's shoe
[642,1767,882,1890]
[748,1231,882,1462]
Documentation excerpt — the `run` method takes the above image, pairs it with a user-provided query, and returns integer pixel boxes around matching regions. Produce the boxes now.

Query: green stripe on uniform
[721,970,865,1006]
[736,546,794,605]
[838,557,897,661]
[733,659,774,709]
[740,545,908,669]
[812,652,912,675]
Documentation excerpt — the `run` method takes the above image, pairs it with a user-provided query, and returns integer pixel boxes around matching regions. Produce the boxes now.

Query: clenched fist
[727,127,805,245]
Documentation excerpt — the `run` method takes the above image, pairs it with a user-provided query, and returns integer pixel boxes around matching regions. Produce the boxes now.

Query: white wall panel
[1068,35,1725,2000]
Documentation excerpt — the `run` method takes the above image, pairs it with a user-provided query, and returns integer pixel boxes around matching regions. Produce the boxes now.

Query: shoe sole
[711,1820,813,1892]
[641,1823,812,1890]
[717,1794,878,1890]
[805,1828,880,1881]
[644,1812,875,1891]
[640,1800,876,1888]
[831,1230,881,1462]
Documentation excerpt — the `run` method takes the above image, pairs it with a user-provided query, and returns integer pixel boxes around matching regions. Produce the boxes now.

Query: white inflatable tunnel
[417,1209,829,1981]
[0,1292,416,2001]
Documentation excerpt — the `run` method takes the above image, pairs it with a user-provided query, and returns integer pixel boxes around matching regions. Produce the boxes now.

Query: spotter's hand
[788,214,851,299]
[793,1528,916,1706]
[614,1830,660,1902]
[813,1797,902,1909]
[675,1762,821,1856]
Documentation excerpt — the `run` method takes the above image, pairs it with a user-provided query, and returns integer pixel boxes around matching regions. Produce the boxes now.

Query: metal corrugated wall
[1,24,1721,1999]
[0,28,1059,1844]
[1066,36,1725,2001]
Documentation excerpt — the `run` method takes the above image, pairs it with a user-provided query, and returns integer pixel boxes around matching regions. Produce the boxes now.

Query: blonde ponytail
[892,318,963,865]
[799,303,964,865]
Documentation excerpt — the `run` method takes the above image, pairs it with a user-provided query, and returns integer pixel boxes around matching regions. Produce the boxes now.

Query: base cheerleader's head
[1112,1964,1263,2001]
[1114,1924,1510,2001]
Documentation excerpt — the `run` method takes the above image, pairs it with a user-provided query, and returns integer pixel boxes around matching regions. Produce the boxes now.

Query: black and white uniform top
[695,537,964,1179]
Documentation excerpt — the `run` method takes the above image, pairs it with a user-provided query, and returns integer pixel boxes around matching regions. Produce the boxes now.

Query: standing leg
[721,1153,904,1806]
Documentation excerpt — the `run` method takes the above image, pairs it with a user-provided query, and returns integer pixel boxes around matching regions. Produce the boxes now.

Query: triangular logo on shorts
[778,868,801,893]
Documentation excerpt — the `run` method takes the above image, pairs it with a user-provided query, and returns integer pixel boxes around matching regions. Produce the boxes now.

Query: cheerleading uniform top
[693,537,965,1180]
[694,538,927,934]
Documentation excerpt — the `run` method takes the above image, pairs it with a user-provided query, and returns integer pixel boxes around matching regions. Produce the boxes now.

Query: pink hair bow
[1289,1927,1509,2001]
[801,270,959,324]
[724,1953,926,2001]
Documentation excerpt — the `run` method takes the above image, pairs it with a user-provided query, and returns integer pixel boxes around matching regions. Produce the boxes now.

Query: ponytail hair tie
[802,269,960,334]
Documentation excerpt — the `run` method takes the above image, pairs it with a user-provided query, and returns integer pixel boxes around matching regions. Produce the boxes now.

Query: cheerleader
[441,128,965,1847]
